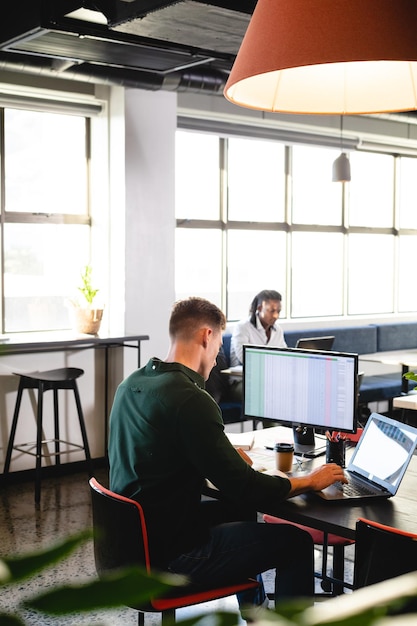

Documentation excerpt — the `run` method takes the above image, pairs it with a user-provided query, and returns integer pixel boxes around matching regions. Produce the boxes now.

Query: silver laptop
[316,412,417,501]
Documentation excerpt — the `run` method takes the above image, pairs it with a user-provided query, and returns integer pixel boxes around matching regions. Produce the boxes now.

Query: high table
[0,331,150,452]
[241,426,417,542]
[360,349,417,395]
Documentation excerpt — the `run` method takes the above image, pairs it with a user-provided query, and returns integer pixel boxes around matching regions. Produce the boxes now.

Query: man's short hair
[169,297,226,339]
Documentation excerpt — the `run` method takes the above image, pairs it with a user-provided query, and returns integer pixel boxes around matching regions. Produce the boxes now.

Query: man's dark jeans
[167,500,314,612]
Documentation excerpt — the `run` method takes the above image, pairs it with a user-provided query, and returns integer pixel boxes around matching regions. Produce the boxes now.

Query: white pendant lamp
[332,153,351,183]
[332,116,351,182]
[224,0,417,115]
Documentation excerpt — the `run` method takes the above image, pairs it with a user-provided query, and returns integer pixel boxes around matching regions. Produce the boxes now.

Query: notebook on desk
[316,413,417,502]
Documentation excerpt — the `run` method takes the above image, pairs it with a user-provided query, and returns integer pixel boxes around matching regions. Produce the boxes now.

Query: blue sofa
[283,324,406,405]
[211,322,417,425]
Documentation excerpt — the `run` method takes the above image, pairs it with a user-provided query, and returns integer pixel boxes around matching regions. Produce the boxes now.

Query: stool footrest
[13,439,86,458]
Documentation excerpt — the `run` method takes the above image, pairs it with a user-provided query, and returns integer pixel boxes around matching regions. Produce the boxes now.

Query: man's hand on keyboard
[287,463,348,498]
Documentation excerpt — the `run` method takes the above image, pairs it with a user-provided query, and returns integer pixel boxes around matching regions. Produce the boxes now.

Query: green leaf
[404,371,417,382]
[403,371,417,391]
[304,607,388,626]
[1,530,92,585]
[24,567,185,615]
[0,613,27,626]
[78,265,99,305]
[176,611,243,626]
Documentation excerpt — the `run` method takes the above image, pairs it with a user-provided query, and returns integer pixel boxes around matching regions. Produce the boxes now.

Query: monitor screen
[243,345,358,433]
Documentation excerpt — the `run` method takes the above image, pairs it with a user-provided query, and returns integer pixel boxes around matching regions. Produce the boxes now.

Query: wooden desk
[246,426,417,541]
[0,331,150,451]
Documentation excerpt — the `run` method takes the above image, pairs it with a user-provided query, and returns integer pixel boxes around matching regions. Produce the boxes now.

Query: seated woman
[230,289,287,425]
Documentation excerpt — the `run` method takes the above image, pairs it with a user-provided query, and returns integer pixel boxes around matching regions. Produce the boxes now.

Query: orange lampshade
[224,0,417,114]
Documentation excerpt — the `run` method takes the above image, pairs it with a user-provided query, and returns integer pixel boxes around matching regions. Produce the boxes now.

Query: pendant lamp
[332,116,351,182]
[332,153,351,183]
[224,0,417,115]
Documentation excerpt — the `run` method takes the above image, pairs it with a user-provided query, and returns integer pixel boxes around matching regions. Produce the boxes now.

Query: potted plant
[68,265,104,335]
[404,371,417,389]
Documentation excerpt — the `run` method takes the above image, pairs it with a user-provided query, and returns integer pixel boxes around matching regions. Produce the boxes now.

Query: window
[348,152,394,228]
[1,108,91,333]
[227,230,287,320]
[292,145,343,226]
[227,137,285,222]
[175,128,417,322]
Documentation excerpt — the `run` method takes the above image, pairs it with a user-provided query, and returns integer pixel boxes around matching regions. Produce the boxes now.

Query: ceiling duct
[0,52,228,93]
[0,0,252,94]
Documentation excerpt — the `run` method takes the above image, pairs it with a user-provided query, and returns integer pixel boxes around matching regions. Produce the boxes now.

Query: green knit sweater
[108,358,291,567]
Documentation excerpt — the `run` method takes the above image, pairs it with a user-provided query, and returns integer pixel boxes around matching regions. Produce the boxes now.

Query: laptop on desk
[316,413,417,502]
[295,336,335,350]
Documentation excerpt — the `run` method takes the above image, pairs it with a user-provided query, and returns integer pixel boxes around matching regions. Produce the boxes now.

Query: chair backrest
[89,477,151,577]
[354,517,417,589]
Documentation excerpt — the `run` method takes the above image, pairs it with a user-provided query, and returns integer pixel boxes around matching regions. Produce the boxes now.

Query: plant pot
[71,308,104,335]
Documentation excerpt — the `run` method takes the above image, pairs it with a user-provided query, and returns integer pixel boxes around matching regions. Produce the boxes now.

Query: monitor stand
[292,426,326,458]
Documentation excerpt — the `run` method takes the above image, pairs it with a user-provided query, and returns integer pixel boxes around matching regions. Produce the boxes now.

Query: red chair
[89,478,260,625]
[354,518,417,590]
[263,513,354,596]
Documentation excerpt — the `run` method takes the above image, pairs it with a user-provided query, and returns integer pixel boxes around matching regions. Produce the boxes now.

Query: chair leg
[320,543,346,596]
[137,612,145,626]
[53,388,60,466]
[161,609,176,625]
[35,383,44,504]
[72,381,93,475]
[3,380,25,474]
[332,544,345,596]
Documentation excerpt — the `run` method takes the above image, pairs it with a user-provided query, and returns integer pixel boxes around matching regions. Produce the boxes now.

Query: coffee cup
[274,442,294,473]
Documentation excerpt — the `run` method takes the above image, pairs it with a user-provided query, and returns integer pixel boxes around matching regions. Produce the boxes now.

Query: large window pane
[291,232,344,317]
[292,146,343,226]
[398,234,417,312]
[348,153,394,227]
[175,131,220,220]
[348,234,394,314]
[227,138,285,222]
[4,109,87,215]
[174,130,411,324]
[227,230,287,320]
[398,157,417,229]
[175,229,222,306]
[4,223,90,332]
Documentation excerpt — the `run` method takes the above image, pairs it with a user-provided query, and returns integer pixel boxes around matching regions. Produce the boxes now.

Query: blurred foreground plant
[1,531,417,626]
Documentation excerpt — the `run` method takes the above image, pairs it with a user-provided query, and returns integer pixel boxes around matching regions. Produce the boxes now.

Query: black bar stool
[3,367,93,502]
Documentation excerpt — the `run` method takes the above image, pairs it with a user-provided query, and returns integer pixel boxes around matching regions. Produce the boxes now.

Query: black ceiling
[0,0,257,93]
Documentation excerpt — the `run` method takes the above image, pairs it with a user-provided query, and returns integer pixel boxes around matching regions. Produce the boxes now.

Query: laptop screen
[349,413,417,495]
[295,336,335,351]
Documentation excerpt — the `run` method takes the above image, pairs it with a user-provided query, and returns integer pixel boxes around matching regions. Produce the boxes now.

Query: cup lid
[274,442,294,452]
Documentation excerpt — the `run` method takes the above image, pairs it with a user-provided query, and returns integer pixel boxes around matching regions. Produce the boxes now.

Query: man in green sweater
[108,297,346,617]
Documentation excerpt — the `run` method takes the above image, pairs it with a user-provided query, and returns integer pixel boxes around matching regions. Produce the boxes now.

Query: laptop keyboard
[335,479,376,497]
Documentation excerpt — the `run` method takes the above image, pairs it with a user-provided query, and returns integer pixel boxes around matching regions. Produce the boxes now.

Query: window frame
[0,105,94,333]
[175,126,417,322]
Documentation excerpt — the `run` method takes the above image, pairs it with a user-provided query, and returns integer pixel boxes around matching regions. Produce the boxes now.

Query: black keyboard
[335,480,376,497]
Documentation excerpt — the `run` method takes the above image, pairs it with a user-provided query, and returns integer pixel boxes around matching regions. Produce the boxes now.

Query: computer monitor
[295,336,335,351]
[243,345,358,454]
